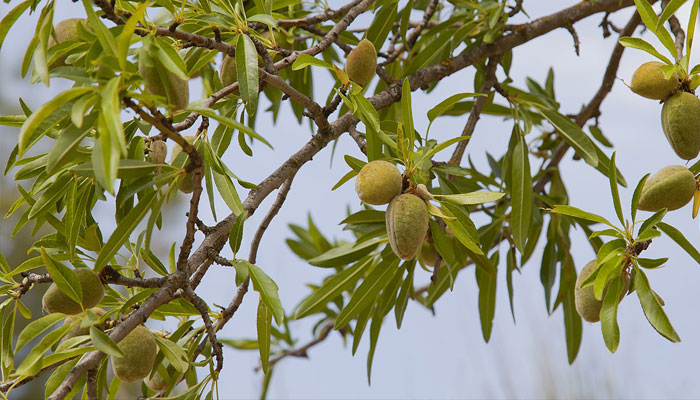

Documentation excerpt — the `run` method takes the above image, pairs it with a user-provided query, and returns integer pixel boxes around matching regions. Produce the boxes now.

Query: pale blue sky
[2,1,700,398]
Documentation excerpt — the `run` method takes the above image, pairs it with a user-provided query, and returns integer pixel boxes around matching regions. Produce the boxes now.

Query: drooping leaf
[634,267,680,342]
[246,262,284,325]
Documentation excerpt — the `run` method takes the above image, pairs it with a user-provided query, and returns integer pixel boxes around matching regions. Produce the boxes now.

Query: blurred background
[2,0,700,398]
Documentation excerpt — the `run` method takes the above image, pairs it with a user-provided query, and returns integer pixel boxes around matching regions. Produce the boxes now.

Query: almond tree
[1,0,700,398]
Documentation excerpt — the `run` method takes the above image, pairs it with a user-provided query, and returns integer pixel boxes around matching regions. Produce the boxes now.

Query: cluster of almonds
[40,269,166,388]
[629,61,700,213]
[355,161,432,261]
[573,62,700,323]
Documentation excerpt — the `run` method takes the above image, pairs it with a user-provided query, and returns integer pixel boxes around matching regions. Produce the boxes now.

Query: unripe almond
[139,46,190,112]
[630,61,679,100]
[63,308,106,340]
[48,18,87,67]
[345,39,377,86]
[638,165,696,212]
[575,260,629,323]
[386,194,429,260]
[110,325,158,383]
[419,239,444,267]
[146,365,184,392]
[220,55,240,95]
[661,92,700,160]
[170,136,196,194]
[355,160,402,205]
[42,268,105,315]
[149,140,167,174]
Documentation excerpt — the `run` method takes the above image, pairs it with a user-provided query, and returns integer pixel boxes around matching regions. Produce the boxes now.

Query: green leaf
[426,93,483,136]
[638,257,668,269]
[353,94,381,133]
[340,210,385,225]
[635,0,660,32]
[657,222,700,266]
[631,173,650,223]
[401,78,415,146]
[189,107,272,149]
[600,276,624,353]
[307,237,384,267]
[434,191,505,205]
[15,313,65,352]
[18,87,93,156]
[141,248,169,276]
[15,323,74,377]
[686,0,699,62]
[535,108,598,167]
[562,258,582,364]
[257,300,272,374]
[394,261,415,329]
[608,153,624,226]
[228,211,247,255]
[46,125,91,174]
[41,248,82,306]
[366,310,383,385]
[246,262,284,325]
[510,133,532,252]
[100,76,126,156]
[291,54,333,70]
[476,254,497,342]
[82,0,117,57]
[335,259,400,329]
[619,37,673,64]
[117,1,148,70]
[89,326,125,358]
[93,114,120,193]
[28,172,72,219]
[0,0,32,52]
[154,336,189,373]
[415,136,470,166]
[549,205,617,229]
[366,1,397,50]
[637,208,667,239]
[294,258,372,319]
[94,190,158,271]
[237,34,259,116]
[657,0,688,30]
[213,170,244,216]
[441,204,483,256]
[153,38,189,81]
[634,267,680,342]
[588,125,613,148]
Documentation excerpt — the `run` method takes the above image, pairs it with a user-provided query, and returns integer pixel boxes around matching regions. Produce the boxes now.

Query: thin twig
[348,124,367,154]
[184,286,224,372]
[267,324,333,369]
[564,24,581,56]
[661,0,685,60]
[507,0,524,17]
[533,12,641,194]
[277,0,364,27]
[449,57,500,165]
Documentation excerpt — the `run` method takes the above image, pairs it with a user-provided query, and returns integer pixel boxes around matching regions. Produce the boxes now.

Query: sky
[2,0,700,399]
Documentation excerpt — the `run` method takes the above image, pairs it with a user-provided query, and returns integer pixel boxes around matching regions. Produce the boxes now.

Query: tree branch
[267,324,333,369]
[449,56,500,165]
[533,12,641,194]
[184,286,224,372]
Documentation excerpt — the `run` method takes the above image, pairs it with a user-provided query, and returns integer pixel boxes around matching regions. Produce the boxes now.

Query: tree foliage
[1,0,700,398]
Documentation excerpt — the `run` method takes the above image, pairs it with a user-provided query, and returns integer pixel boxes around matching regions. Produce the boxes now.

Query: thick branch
[47,274,185,400]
